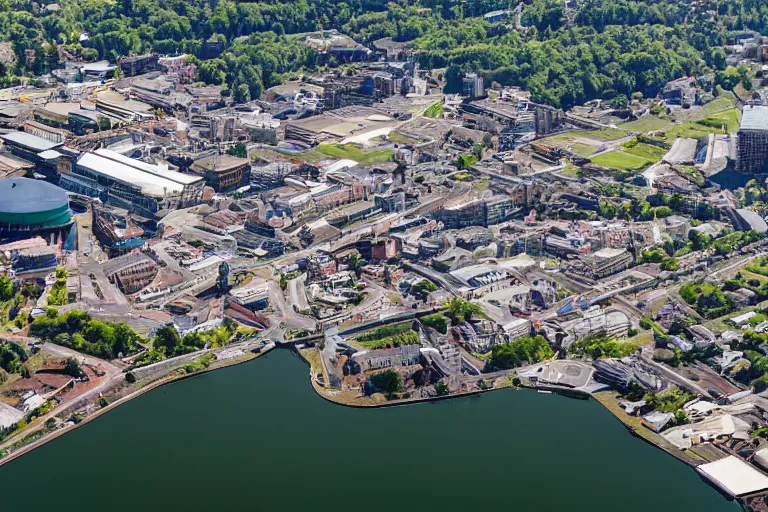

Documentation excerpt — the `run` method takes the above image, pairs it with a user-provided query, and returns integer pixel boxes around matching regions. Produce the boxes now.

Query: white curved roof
[78,152,200,198]
[95,148,202,185]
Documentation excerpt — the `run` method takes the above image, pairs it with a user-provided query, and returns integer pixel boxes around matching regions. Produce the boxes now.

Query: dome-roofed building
[0,177,73,242]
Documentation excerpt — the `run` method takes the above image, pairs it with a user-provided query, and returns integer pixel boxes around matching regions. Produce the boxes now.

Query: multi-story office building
[431,196,515,229]
[462,73,485,98]
[737,105,768,173]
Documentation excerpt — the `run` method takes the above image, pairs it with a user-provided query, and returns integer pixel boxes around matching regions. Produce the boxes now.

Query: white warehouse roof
[1,131,61,152]
[0,401,23,429]
[696,456,768,497]
[78,152,199,198]
[94,148,202,186]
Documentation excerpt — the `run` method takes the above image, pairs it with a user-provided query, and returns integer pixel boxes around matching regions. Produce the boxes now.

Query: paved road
[287,274,311,313]
[315,280,387,327]
[269,281,316,331]
[710,251,765,278]
[640,351,710,397]
[403,262,461,296]
[151,240,197,282]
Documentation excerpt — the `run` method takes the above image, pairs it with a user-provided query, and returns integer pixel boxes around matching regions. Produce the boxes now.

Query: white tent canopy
[697,456,768,497]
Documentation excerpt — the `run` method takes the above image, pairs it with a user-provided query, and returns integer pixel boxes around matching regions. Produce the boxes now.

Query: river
[0,350,741,511]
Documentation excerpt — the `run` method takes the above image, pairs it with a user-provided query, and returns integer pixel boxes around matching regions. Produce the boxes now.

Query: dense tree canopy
[0,275,13,302]
[366,369,404,394]
[2,0,768,106]
[443,297,483,325]
[0,340,27,375]
[134,319,237,367]
[29,310,141,359]
[488,335,553,370]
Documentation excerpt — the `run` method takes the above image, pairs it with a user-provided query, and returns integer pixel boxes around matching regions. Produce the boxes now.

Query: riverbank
[0,340,745,512]
[0,349,738,512]
[1,343,567,466]
[0,345,274,468]
[291,344,739,500]
[592,391,705,467]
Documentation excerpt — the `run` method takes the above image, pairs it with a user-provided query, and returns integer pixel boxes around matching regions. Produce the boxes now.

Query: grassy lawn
[282,148,327,163]
[661,108,741,140]
[710,108,741,133]
[424,101,444,119]
[299,347,325,380]
[569,142,599,157]
[622,141,667,161]
[559,162,581,177]
[704,306,757,334]
[543,127,628,144]
[314,144,393,165]
[387,131,421,145]
[649,297,669,318]
[591,150,651,171]
[703,92,736,114]
[621,115,672,132]
[451,171,473,181]
[662,122,721,140]
[704,317,736,335]
[472,176,490,191]
[581,128,629,140]
[624,330,654,347]
[742,268,768,284]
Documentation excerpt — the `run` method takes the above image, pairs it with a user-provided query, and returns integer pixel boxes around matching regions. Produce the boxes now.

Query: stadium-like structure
[0,177,73,242]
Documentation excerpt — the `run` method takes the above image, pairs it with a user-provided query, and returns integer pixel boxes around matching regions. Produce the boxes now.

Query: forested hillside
[1,0,768,107]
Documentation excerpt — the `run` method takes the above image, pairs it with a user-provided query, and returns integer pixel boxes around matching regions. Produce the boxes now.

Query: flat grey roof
[1,131,61,152]
[740,105,768,131]
[736,208,768,233]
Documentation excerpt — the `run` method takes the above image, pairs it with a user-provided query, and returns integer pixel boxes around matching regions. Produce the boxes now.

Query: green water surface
[0,350,742,511]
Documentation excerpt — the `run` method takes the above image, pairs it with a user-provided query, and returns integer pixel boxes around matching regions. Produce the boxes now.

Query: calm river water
[0,350,742,511]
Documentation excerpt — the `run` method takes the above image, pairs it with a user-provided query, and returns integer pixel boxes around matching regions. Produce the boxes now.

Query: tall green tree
[0,275,13,302]
[154,324,182,355]
[443,298,483,325]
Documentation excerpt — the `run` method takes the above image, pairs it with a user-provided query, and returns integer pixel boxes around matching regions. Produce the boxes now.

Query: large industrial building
[0,177,73,243]
[737,105,768,173]
[572,247,633,279]
[0,131,62,163]
[60,148,205,218]
[431,196,516,229]
[190,154,250,192]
